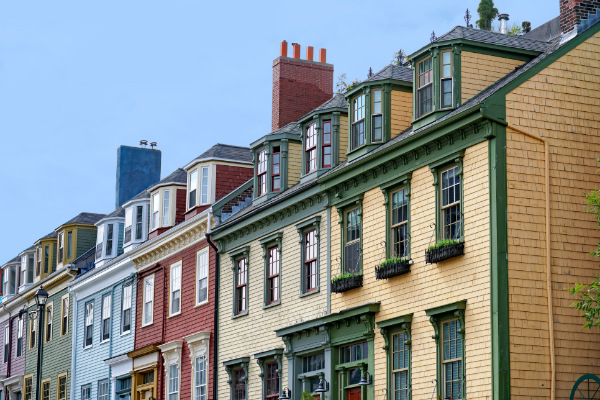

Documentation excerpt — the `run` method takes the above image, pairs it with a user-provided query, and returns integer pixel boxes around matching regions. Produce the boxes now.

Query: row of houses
[2,2,600,399]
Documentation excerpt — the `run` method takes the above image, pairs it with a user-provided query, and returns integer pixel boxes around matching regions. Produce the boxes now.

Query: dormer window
[125,204,146,244]
[351,94,366,150]
[36,247,41,277]
[322,120,332,168]
[152,193,160,229]
[372,90,383,142]
[187,166,210,209]
[58,233,64,263]
[105,224,114,257]
[305,124,317,173]
[200,167,209,204]
[440,50,453,109]
[162,189,171,226]
[257,150,268,197]
[272,147,280,191]
[189,170,198,209]
[149,187,179,233]
[67,231,73,260]
[417,57,433,117]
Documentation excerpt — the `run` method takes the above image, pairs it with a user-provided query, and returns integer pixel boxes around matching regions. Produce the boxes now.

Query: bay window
[322,120,332,168]
[124,207,132,243]
[36,247,41,277]
[58,232,64,263]
[189,169,198,209]
[67,231,72,259]
[306,123,317,173]
[257,150,267,197]
[351,94,365,149]
[163,189,171,226]
[372,89,383,142]
[201,166,209,204]
[135,205,144,240]
[417,57,433,117]
[152,193,160,230]
[105,224,114,257]
[440,50,453,109]
[272,148,280,191]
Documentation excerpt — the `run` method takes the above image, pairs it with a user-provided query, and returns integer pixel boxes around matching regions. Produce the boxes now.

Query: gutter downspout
[507,124,555,400]
[206,232,219,400]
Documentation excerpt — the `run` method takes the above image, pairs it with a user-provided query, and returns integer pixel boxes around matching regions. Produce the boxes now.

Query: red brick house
[127,144,253,400]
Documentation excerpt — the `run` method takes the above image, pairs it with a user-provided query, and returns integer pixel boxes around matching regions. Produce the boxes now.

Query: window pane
[163,190,170,226]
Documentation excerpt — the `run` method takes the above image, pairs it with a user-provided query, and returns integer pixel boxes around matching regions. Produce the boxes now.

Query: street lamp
[34,286,48,400]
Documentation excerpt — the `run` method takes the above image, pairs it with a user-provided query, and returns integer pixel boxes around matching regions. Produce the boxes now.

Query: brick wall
[560,0,600,34]
[272,57,333,131]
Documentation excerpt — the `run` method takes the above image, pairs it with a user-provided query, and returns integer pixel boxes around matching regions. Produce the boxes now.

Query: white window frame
[105,223,115,258]
[196,248,209,306]
[121,284,132,335]
[188,169,198,210]
[200,166,209,205]
[98,379,109,400]
[101,294,111,343]
[194,355,207,400]
[159,341,183,400]
[142,275,155,327]
[184,332,211,400]
[60,294,69,337]
[169,261,182,317]
[44,302,53,343]
[152,193,160,230]
[58,232,64,263]
[124,207,133,244]
[84,301,94,348]
[4,325,9,363]
[17,317,23,357]
[168,364,180,400]
[135,205,145,241]
[163,189,171,227]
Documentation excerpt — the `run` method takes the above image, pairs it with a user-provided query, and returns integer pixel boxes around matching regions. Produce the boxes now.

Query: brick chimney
[272,41,334,131]
[560,0,600,36]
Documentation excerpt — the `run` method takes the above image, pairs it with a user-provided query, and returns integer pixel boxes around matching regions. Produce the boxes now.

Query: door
[347,387,361,400]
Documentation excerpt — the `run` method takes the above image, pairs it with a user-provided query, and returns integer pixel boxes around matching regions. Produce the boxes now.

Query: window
[125,207,133,243]
[67,231,73,260]
[267,247,279,305]
[304,230,318,293]
[201,166,209,204]
[168,364,179,400]
[29,315,36,349]
[24,376,32,400]
[45,304,52,343]
[152,193,159,230]
[143,275,154,326]
[338,341,369,398]
[58,232,64,263]
[351,94,365,149]
[81,385,91,400]
[36,247,41,277]
[60,295,69,337]
[372,89,383,142]
[98,379,109,400]
[303,353,324,372]
[417,57,433,117]
[84,302,93,347]
[42,380,49,400]
[44,246,49,274]
[163,189,171,226]
[27,254,34,283]
[391,188,409,258]
[135,205,144,240]
[322,120,332,168]
[442,320,463,399]
[441,166,461,240]
[339,341,368,363]
[105,224,114,257]
[101,294,111,341]
[196,249,209,305]
[141,371,154,385]
[344,208,361,274]
[440,50,453,109]
[265,362,279,399]
[17,317,23,357]
[235,258,247,315]
[257,150,267,197]
[233,369,246,400]
[3,326,8,363]
[170,261,182,316]
[392,331,410,400]
[122,284,132,333]
[189,169,198,209]
[271,148,280,191]
[194,356,207,400]
[305,123,317,173]
[116,377,131,397]
[21,256,26,286]
[57,374,67,400]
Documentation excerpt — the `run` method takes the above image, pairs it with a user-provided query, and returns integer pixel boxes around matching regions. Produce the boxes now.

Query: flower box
[425,241,464,264]
[331,274,363,293]
[375,259,410,280]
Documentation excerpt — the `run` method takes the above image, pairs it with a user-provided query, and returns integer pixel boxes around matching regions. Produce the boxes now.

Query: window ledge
[299,288,320,298]
[232,311,248,320]
[141,322,153,328]
[168,311,182,319]
[100,339,110,345]
[262,302,281,310]
[83,345,93,351]
[194,301,209,308]
[120,331,131,337]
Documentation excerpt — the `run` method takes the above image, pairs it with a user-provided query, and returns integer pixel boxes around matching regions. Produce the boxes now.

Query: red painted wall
[134,239,216,399]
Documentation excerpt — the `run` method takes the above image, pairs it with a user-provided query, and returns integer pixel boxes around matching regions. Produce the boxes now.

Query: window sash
[168,364,179,399]
[392,331,409,399]
[306,123,317,173]
[440,166,461,240]
[235,258,247,314]
[135,205,144,240]
[152,193,160,229]
[304,230,318,293]
[351,120,365,149]
[171,262,182,315]
[81,385,91,400]
[267,247,280,304]
[105,224,114,257]
[58,376,66,400]
[391,188,409,258]
[200,166,209,204]
[45,306,52,342]
[195,356,207,400]
[143,276,154,325]
[271,152,280,191]
[233,369,246,400]
[189,169,198,208]
[58,233,64,263]
[122,284,133,332]
[61,297,69,336]
[163,190,171,226]
[67,231,72,259]
[442,319,463,399]
[4,326,9,363]
[98,380,109,400]
[84,302,93,347]
[265,361,279,398]
[101,295,111,341]
[352,95,365,122]
[197,249,209,305]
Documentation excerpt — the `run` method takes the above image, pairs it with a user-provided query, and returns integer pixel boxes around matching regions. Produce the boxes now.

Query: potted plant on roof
[331,272,363,293]
[375,257,411,279]
[425,239,464,264]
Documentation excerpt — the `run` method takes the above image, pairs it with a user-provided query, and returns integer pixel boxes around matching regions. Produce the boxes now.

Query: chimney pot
[306,46,314,61]
[292,43,301,59]
[319,48,327,63]
[280,40,288,57]
[499,13,509,34]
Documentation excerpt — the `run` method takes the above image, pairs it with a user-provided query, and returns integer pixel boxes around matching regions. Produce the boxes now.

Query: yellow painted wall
[505,30,600,400]
[461,52,524,104]
[218,210,329,400]
[330,141,492,398]
[287,142,302,187]
[339,115,348,165]
[390,90,412,137]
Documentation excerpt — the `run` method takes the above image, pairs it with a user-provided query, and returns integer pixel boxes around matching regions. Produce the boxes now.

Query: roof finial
[368,67,373,78]
[430,31,437,42]
[465,8,473,28]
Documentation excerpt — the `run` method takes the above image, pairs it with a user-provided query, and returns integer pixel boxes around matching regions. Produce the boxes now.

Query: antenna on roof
[465,9,473,28]
[430,31,437,42]
[368,67,373,78]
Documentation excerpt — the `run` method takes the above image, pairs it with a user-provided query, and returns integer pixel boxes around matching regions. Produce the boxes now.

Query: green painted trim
[259,232,283,246]
[296,216,322,295]
[344,78,412,99]
[223,357,250,400]
[378,315,413,400]
[222,356,251,367]
[376,313,413,329]
[254,348,284,359]
[425,300,466,316]
[335,194,363,276]
[250,132,301,150]
[261,233,283,307]
[453,44,462,108]
[489,124,510,399]
[347,144,379,160]
[229,247,250,319]
[380,173,412,260]
[460,43,534,61]
[295,216,321,231]
[298,106,348,124]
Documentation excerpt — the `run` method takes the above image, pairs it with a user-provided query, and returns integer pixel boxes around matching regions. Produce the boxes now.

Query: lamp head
[34,286,49,306]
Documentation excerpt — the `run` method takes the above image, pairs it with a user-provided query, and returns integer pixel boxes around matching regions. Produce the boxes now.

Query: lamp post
[34,286,48,400]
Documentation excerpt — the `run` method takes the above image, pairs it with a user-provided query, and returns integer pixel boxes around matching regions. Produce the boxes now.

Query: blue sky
[0,0,559,263]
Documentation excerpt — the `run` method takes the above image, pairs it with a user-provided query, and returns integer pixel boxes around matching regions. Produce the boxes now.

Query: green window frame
[440,50,453,109]
[351,94,366,150]
[255,349,283,400]
[223,357,250,400]
[296,216,321,296]
[260,233,283,308]
[378,314,412,400]
[429,151,465,243]
[381,173,412,260]
[426,301,466,400]
[229,247,250,318]
[417,57,433,118]
[335,340,371,399]
[335,195,364,276]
